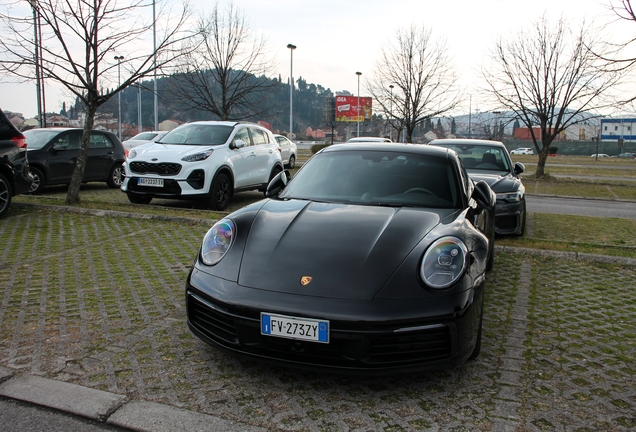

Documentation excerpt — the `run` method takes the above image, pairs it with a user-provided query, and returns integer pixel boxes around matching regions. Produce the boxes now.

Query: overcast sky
[0,0,631,118]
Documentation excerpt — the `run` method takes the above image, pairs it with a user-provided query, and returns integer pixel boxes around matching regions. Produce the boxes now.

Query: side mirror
[265,170,291,197]
[230,139,246,150]
[514,162,525,175]
[52,145,66,151]
[472,180,495,211]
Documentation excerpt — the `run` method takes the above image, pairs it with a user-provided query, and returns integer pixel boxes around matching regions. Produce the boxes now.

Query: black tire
[287,154,296,169]
[209,173,231,211]
[468,312,483,361]
[515,201,527,237]
[486,240,494,271]
[127,193,152,204]
[29,167,45,194]
[107,163,124,188]
[0,172,12,218]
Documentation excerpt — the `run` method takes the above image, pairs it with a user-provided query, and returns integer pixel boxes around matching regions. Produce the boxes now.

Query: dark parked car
[430,139,526,236]
[186,143,496,373]
[23,128,125,194]
[0,108,32,217]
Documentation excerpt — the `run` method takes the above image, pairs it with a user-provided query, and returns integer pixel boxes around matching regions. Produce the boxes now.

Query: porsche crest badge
[300,276,312,286]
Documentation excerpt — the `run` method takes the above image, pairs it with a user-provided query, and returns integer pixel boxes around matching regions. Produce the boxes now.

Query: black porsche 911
[186,143,496,373]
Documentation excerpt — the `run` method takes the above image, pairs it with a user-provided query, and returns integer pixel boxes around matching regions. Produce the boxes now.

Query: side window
[250,128,269,146]
[232,128,251,147]
[89,133,113,149]
[56,133,80,150]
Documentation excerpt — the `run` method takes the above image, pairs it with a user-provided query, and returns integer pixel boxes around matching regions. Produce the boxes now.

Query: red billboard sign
[335,96,372,122]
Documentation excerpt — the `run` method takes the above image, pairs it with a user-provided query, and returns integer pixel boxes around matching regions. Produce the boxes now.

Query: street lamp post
[153,0,158,131]
[389,84,394,141]
[287,44,296,140]
[137,84,142,133]
[356,72,362,138]
[114,55,124,141]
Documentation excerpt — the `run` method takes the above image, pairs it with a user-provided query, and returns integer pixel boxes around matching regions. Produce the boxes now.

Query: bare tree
[602,0,636,105]
[166,1,275,121]
[482,14,623,176]
[0,0,192,204]
[367,25,461,143]
[321,96,339,145]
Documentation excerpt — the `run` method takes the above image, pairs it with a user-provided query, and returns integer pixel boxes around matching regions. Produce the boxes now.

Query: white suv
[121,121,283,210]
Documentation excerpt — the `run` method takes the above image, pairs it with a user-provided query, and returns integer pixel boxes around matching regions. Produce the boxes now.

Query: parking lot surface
[0,206,634,431]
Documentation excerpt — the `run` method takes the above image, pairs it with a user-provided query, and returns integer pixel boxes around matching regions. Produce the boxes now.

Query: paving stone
[0,208,634,431]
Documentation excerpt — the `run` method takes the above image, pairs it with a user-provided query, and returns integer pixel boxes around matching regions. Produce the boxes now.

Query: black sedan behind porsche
[186,143,496,373]
[430,139,526,236]
[23,128,125,194]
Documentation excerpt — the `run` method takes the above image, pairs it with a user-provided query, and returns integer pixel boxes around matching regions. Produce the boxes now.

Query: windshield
[158,124,233,145]
[24,129,63,150]
[280,150,459,209]
[436,144,510,171]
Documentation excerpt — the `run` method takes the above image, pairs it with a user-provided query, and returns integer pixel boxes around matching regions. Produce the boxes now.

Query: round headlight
[420,236,468,289]
[200,219,236,265]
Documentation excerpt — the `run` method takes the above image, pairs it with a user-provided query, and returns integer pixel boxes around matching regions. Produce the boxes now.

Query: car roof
[429,138,506,148]
[321,142,453,158]
[347,137,392,142]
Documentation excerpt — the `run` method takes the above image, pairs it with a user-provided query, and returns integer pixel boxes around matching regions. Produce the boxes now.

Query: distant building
[45,114,70,127]
[258,120,272,131]
[159,119,181,131]
[513,127,565,141]
[601,118,634,143]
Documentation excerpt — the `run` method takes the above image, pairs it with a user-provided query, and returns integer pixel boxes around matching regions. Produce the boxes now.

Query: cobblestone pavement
[1,207,634,431]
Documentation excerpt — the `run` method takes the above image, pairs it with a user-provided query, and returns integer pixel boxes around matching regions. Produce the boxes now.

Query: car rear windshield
[158,124,233,146]
[437,144,510,171]
[24,129,65,149]
[129,132,159,141]
[280,150,460,209]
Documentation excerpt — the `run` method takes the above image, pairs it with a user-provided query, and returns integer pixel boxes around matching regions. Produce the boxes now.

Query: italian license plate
[138,178,164,187]
[261,313,329,343]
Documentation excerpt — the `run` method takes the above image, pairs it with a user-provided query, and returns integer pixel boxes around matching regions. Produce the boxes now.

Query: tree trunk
[535,149,548,177]
[66,103,97,204]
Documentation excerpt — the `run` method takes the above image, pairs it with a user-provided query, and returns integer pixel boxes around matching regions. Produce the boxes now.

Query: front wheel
[0,173,12,218]
[468,311,483,361]
[209,173,231,211]
[514,201,527,237]
[107,163,124,188]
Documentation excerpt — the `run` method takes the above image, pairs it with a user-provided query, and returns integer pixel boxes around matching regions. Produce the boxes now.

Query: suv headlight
[496,191,522,202]
[200,219,235,265]
[420,237,468,289]
[182,150,213,162]
[128,148,137,159]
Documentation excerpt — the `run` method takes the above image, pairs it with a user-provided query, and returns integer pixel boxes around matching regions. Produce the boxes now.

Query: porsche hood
[467,171,521,194]
[236,199,451,300]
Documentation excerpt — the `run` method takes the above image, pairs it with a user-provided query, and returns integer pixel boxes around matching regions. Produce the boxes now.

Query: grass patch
[498,214,636,259]
[522,176,636,200]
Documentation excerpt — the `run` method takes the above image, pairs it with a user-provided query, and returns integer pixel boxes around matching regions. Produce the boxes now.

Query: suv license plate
[138,178,164,187]
[261,313,329,343]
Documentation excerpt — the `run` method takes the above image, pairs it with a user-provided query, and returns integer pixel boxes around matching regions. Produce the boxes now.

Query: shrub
[311,143,331,154]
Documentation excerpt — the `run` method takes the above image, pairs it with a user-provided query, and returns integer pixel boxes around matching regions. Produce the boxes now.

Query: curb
[0,366,264,432]
[12,201,217,225]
